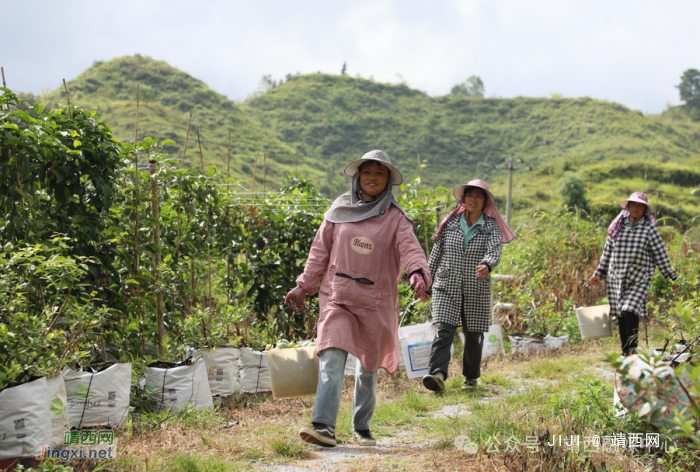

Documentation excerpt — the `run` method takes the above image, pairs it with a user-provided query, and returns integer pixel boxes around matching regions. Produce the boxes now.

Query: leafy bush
[498,210,605,335]
[0,237,111,388]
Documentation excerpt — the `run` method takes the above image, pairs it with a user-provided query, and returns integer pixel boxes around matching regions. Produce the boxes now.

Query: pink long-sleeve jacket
[296,206,432,373]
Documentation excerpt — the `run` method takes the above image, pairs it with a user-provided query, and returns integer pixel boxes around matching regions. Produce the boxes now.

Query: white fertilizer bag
[508,334,570,354]
[460,325,505,358]
[144,359,213,412]
[237,348,271,393]
[64,363,132,429]
[508,335,544,354]
[543,334,570,349]
[46,375,69,448]
[200,347,241,397]
[0,377,51,460]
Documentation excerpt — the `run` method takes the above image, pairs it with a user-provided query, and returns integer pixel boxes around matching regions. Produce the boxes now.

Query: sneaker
[353,429,376,446]
[299,423,336,447]
[423,374,445,392]
[462,378,478,390]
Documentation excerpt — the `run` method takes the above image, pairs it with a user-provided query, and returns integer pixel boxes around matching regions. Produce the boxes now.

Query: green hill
[38,55,321,187]
[246,74,700,221]
[35,55,700,224]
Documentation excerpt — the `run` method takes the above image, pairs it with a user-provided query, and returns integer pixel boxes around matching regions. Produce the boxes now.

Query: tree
[450,75,484,98]
[257,74,280,94]
[677,69,700,120]
[341,62,347,75]
[557,172,589,213]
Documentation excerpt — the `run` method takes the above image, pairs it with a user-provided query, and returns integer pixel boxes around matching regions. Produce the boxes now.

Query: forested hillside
[36,55,700,224]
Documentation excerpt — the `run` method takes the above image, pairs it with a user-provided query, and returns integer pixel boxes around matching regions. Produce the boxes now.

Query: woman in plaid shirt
[590,192,678,356]
[421,180,515,392]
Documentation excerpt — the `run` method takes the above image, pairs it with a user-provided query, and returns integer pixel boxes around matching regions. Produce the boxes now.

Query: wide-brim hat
[343,150,403,185]
[619,192,654,214]
[453,179,495,203]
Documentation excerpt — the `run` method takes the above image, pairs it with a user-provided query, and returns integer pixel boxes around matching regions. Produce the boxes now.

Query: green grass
[101,336,700,472]
[160,454,245,472]
[269,435,312,459]
[523,356,588,380]
[480,372,515,389]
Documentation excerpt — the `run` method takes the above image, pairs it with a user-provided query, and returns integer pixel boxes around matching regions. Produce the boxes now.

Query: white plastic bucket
[266,346,319,399]
[398,322,436,379]
[575,305,613,340]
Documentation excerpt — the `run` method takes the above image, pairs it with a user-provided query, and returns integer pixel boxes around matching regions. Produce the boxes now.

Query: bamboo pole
[62,79,72,119]
[417,153,424,190]
[418,154,429,260]
[174,107,194,262]
[150,160,165,357]
[190,258,196,308]
[133,85,140,298]
[252,152,258,197]
[262,151,267,195]
[226,130,232,306]
[1,68,6,111]
[196,126,205,173]
[197,128,214,325]
[4,67,26,219]
[227,130,232,181]
[244,152,258,303]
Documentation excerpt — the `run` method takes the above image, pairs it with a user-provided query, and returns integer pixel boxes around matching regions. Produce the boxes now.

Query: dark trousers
[618,310,640,355]
[428,322,484,380]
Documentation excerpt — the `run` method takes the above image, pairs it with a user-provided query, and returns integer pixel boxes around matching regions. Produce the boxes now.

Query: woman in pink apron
[285,150,430,447]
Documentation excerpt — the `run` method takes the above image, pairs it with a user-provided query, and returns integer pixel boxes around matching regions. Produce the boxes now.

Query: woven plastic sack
[200,347,241,397]
[237,348,271,393]
[508,334,569,354]
[64,363,131,429]
[0,377,51,460]
[46,375,69,447]
[144,359,213,412]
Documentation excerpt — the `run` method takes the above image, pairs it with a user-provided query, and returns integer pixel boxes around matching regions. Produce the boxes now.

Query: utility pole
[506,157,513,227]
[496,157,530,227]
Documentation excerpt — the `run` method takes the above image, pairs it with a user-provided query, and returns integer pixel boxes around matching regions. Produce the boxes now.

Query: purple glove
[410,273,426,298]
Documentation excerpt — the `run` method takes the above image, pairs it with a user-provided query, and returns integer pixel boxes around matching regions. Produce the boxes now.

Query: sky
[2,0,699,114]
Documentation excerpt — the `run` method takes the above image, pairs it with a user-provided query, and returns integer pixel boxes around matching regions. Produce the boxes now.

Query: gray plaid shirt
[594,221,676,318]
[427,214,502,331]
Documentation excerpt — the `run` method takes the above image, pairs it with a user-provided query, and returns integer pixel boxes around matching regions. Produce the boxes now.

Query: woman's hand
[410,272,426,298]
[417,293,431,303]
[589,276,601,286]
[672,284,680,293]
[284,287,306,311]
[476,265,489,279]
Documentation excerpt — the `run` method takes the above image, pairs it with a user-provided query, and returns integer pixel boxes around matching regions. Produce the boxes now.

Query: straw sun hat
[452,179,496,203]
[343,150,403,185]
[619,192,655,214]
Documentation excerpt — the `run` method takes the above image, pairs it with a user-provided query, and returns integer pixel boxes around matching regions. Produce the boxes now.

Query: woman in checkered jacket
[590,192,678,356]
[421,180,515,392]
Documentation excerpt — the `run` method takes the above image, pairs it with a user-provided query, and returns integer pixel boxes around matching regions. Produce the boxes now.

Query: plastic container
[266,345,319,399]
[575,305,613,340]
[398,322,437,379]
[461,324,505,358]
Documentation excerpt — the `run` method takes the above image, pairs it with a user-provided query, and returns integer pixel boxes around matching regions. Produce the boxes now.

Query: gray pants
[428,322,484,380]
[311,348,377,430]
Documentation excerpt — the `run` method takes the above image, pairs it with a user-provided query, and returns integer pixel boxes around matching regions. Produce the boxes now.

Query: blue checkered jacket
[426,214,502,331]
